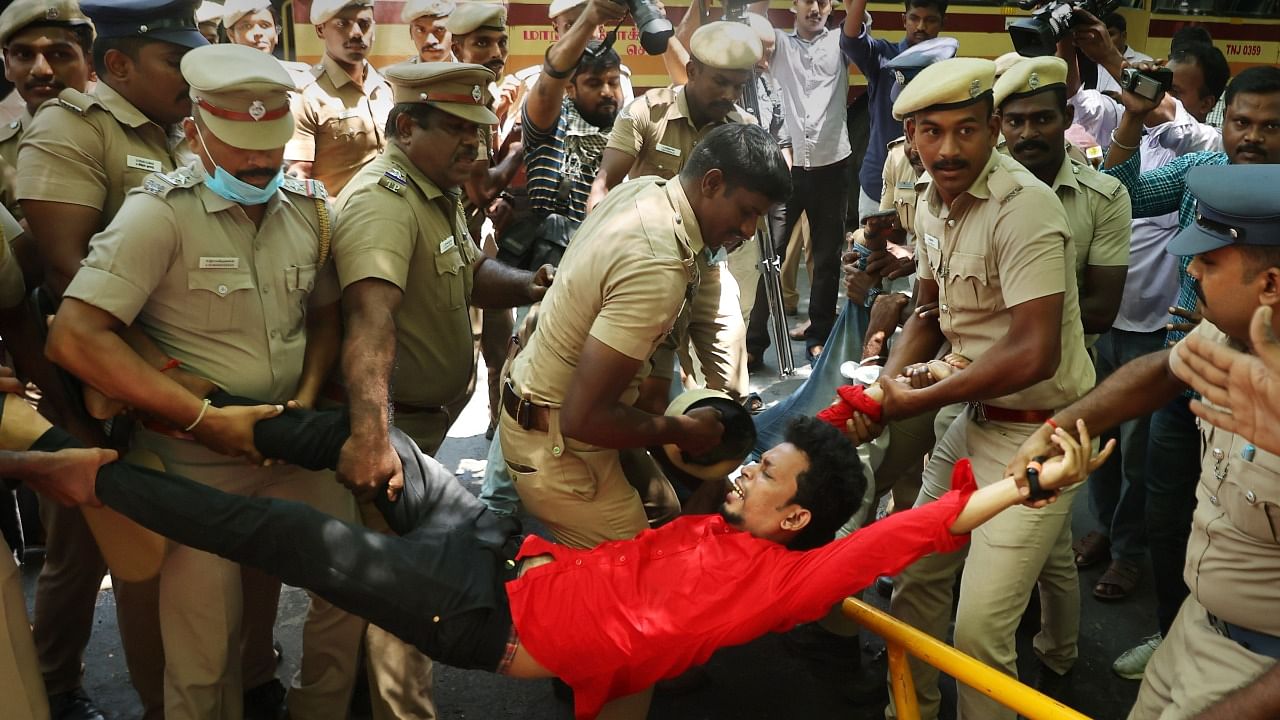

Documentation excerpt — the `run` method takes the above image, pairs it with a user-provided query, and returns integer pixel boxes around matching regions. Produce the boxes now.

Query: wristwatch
[863,287,882,308]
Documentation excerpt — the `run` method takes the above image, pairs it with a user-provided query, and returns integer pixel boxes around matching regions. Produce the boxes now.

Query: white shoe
[1112,633,1162,680]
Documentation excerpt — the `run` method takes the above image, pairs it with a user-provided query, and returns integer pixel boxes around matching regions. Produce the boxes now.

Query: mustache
[931,158,969,172]
[1236,142,1267,158]
[1013,140,1050,154]
[236,168,279,181]
[25,80,61,92]
[1192,279,1207,308]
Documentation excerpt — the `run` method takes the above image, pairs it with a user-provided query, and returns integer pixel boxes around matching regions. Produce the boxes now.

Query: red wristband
[1045,418,1058,431]
[160,358,181,372]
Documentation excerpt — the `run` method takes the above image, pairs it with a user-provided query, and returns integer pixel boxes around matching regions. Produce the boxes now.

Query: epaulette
[1071,158,1126,200]
[140,167,199,197]
[377,165,410,195]
[53,88,98,115]
[986,160,1024,204]
[282,175,328,199]
[886,135,906,150]
[0,117,22,143]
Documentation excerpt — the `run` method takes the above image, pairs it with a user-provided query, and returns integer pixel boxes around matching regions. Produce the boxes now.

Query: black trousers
[747,158,850,357]
[32,401,520,673]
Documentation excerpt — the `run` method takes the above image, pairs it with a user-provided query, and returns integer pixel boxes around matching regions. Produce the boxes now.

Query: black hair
[574,39,621,79]
[385,102,446,138]
[1102,12,1126,33]
[12,21,95,55]
[905,0,948,15]
[1170,25,1212,53]
[92,36,149,77]
[1239,246,1280,279]
[1225,65,1280,108]
[1169,42,1230,102]
[680,124,792,203]
[782,417,865,551]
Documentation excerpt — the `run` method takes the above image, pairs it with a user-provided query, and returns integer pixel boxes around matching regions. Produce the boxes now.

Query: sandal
[1094,558,1141,601]
[1072,530,1111,568]
[744,392,765,415]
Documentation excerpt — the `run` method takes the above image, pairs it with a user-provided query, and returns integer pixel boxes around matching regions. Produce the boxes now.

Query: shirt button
[1246,490,1257,504]
[1210,495,1220,506]
[618,555,626,563]
[656,550,664,557]
[940,304,948,313]
[217,284,229,295]
[432,615,440,623]
[946,220,955,228]
[575,559,583,566]
[552,445,562,457]
[262,286,270,294]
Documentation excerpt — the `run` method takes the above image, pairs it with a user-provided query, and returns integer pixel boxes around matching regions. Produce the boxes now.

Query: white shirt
[770,26,851,169]
[1070,91,1223,331]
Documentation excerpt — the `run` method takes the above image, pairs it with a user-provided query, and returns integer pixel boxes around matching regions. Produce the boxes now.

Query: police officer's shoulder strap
[52,88,100,116]
[377,164,411,196]
[282,175,332,265]
[0,118,22,143]
[1072,158,1125,199]
[985,161,1024,204]
[140,166,200,198]
[886,135,906,150]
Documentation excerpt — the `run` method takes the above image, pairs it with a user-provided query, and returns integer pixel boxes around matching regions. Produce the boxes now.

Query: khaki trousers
[780,213,812,314]
[2,535,48,720]
[726,236,760,322]
[1129,598,1276,719]
[131,430,364,720]
[887,411,1081,720]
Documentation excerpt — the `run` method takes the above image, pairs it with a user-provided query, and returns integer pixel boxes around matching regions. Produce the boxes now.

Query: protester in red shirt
[24,395,1110,719]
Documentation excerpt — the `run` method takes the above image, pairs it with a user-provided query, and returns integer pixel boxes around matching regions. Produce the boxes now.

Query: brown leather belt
[502,381,550,433]
[970,403,1054,425]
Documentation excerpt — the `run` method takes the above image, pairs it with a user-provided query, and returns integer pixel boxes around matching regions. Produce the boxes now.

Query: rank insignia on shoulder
[282,176,328,198]
[56,98,85,114]
[385,166,410,184]
[378,176,405,194]
[143,176,169,196]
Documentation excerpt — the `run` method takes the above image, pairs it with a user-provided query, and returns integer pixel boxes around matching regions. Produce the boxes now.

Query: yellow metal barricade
[841,598,1092,720]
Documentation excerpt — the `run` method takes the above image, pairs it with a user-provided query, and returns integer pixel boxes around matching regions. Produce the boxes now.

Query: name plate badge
[199,257,241,270]
[440,235,456,253]
[924,233,941,250]
[655,143,682,157]
[126,155,163,172]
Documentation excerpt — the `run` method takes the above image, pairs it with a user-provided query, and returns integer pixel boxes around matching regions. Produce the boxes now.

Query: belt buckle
[969,401,987,425]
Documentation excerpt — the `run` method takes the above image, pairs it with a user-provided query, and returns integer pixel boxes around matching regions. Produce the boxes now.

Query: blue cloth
[81,0,207,47]
[752,301,870,457]
[1167,164,1280,255]
[840,29,909,202]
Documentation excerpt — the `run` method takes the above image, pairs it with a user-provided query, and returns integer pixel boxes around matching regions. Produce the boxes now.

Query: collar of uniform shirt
[1048,154,1083,195]
[664,179,705,256]
[321,53,384,96]
[383,142,448,199]
[95,81,156,130]
[922,149,1002,212]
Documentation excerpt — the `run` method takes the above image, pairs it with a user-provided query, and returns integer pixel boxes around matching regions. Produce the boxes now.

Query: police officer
[0,0,94,216]
[1011,164,1280,717]
[403,0,455,64]
[500,121,788,718]
[195,1,221,43]
[329,61,551,720]
[285,0,393,195]
[16,2,208,715]
[45,43,366,720]
[589,21,761,404]
[870,58,1095,720]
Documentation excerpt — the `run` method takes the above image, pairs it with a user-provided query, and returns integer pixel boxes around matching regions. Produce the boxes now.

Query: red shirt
[506,459,977,718]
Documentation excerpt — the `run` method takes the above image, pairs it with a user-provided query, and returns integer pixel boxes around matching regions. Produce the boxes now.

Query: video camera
[1121,66,1174,101]
[1008,0,1119,57]
[624,0,674,54]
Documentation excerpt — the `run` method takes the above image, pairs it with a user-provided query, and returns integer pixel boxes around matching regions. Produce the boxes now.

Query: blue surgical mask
[195,124,283,205]
[707,247,728,265]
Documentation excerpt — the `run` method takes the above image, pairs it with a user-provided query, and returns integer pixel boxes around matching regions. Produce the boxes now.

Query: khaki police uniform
[64,166,364,720]
[333,143,481,453]
[0,204,45,720]
[885,64,1097,716]
[608,85,752,397]
[501,176,700,549]
[15,78,180,718]
[286,54,395,195]
[1120,322,1278,718]
[0,113,26,215]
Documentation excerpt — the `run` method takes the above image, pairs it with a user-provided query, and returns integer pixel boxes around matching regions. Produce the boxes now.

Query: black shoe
[1034,663,1073,703]
[782,622,862,666]
[874,575,894,598]
[244,678,288,720]
[48,688,105,720]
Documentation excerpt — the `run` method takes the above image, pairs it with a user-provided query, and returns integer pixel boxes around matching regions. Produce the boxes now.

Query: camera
[1008,0,1119,58]
[625,0,674,55]
[1120,66,1174,102]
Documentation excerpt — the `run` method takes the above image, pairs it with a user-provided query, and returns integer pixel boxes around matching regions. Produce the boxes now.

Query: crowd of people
[0,0,1277,719]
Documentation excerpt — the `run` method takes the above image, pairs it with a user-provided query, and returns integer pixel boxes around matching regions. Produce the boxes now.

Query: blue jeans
[1144,396,1201,635]
[480,426,521,517]
[1087,329,1166,562]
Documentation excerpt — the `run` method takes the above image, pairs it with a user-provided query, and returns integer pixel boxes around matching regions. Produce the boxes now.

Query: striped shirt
[522,96,610,222]
[1102,148,1229,346]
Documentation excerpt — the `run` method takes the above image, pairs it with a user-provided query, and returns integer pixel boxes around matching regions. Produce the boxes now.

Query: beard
[577,102,619,129]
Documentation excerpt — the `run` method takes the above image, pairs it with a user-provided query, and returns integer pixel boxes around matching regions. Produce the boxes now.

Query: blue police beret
[1168,164,1280,256]
[81,0,207,48]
